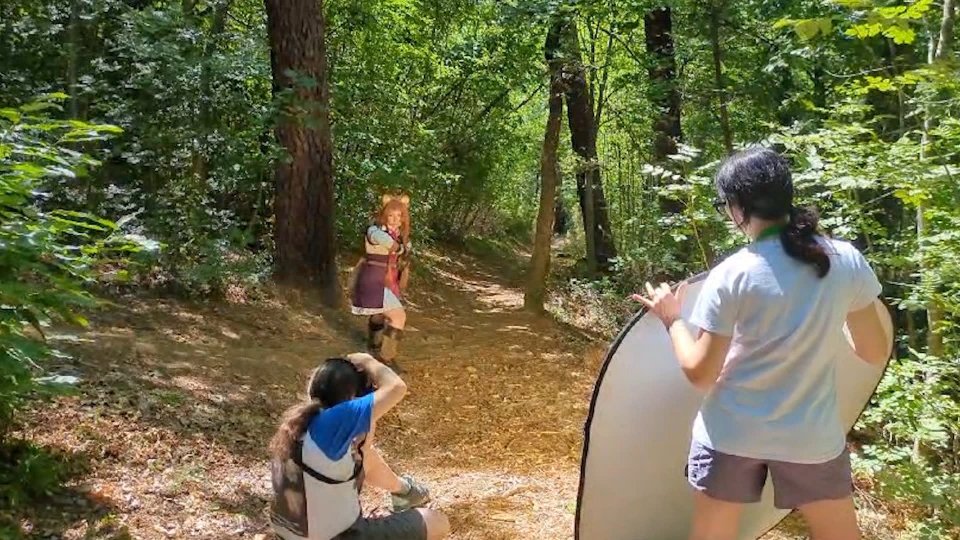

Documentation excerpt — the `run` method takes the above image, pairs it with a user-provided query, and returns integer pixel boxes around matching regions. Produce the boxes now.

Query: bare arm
[845,299,892,365]
[361,421,405,492]
[666,322,732,391]
[347,353,407,421]
[635,281,731,390]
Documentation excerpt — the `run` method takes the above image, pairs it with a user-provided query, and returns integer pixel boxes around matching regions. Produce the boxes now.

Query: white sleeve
[848,248,882,311]
[688,267,741,337]
[367,226,394,247]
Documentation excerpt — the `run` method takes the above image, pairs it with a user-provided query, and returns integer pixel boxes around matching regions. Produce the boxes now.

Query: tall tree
[525,23,565,312]
[264,0,341,306]
[644,6,682,162]
[557,16,617,272]
[708,1,733,154]
[191,0,234,186]
[645,6,683,213]
[918,0,955,360]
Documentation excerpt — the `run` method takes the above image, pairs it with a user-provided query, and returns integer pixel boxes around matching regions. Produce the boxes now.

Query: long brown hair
[376,194,411,241]
[269,359,367,462]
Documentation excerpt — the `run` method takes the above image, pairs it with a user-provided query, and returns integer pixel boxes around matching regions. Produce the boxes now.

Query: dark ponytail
[269,358,366,462]
[781,205,830,278]
[715,146,831,278]
[270,400,324,462]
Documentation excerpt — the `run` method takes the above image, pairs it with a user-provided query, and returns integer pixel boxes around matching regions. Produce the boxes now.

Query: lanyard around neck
[755,224,784,242]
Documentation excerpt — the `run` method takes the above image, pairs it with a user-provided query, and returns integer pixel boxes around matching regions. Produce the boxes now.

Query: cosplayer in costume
[351,194,412,368]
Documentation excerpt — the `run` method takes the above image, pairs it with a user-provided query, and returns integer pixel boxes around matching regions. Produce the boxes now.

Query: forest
[1,0,958,538]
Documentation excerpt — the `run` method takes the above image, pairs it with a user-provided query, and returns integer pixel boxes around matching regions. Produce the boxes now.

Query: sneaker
[391,474,430,512]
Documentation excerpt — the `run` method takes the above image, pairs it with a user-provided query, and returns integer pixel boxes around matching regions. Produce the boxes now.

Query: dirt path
[13,248,603,539]
[11,245,826,539]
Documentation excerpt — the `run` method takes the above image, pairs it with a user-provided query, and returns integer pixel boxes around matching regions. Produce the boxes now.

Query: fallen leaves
[7,250,614,539]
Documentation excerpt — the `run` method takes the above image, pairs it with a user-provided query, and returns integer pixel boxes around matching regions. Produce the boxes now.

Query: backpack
[269,439,366,536]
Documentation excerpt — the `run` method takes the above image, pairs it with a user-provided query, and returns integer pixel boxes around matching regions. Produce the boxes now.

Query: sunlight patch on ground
[423,259,524,311]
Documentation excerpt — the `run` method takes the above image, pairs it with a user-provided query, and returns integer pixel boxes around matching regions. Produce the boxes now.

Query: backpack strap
[293,439,364,485]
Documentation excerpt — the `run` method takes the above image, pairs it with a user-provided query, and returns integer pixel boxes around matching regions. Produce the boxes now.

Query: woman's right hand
[346,352,378,373]
[346,352,407,422]
[632,281,688,328]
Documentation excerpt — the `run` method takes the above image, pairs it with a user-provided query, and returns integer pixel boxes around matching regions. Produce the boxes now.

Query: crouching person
[269,353,450,540]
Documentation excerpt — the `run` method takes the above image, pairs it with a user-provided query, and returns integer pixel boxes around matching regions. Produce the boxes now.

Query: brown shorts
[685,440,853,510]
[334,509,427,540]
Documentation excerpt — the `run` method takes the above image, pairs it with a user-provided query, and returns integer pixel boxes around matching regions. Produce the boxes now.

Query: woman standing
[351,194,412,369]
[635,147,891,540]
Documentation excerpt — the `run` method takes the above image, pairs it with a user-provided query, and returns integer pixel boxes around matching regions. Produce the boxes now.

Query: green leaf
[864,75,897,92]
[904,0,934,19]
[38,92,70,102]
[20,101,62,113]
[773,18,796,30]
[792,18,833,40]
[875,5,906,18]
[845,23,883,39]
[92,124,123,135]
[795,19,821,40]
[831,0,873,8]
[0,108,21,123]
[883,22,915,44]
[817,18,833,36]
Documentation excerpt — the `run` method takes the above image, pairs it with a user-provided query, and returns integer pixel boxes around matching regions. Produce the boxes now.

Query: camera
[350,362,375,396]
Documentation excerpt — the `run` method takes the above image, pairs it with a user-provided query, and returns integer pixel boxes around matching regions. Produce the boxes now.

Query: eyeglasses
[712,198,727,215]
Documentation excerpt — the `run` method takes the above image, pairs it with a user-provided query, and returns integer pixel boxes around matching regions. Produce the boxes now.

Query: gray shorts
[334,509,427,540]
[685,440,853,510]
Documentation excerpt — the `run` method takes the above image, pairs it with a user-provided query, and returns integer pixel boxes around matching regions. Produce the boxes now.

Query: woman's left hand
[632,281,688,328]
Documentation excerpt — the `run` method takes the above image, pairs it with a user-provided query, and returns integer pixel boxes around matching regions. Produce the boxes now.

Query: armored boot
[379,325,404,373]
[367,315,386,356]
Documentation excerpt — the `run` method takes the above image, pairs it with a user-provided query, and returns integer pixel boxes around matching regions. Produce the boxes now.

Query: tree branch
[595,28,616,127]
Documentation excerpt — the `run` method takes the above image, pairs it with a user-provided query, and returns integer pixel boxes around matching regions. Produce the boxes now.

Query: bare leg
[416,508,451,540]
[688,491,742,540]
[797,497,862,540]
[363,445,405,493]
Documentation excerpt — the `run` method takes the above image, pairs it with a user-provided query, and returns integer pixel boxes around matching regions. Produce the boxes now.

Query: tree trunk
[525,27,565,312]
[557,18,617,272]
[937,0,956,57]
[919,0,954,360]
[812,62,827,125]
[191,0,233,188]
[645,7,682,162]
[68,0,80,119]
[913,0,954,463]
[553,198,569,235]
[264,0,341,306]
[645,7,683,214]
[708,2,733,154]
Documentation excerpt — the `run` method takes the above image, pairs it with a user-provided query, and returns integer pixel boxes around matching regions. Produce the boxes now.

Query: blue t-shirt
[689,236,882,463]
[307,394,374,460]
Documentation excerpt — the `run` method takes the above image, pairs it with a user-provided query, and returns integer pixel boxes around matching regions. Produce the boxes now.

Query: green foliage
[857,358,960,538]
[0,440,72,509]
[1,0,276,297]
[327,0,542,240]
[0,97,147,437]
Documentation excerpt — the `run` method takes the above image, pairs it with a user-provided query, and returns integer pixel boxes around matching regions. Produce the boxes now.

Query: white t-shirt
[689,235,882,463]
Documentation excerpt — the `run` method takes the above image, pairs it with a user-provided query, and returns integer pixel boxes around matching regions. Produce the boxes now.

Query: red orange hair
[377,194,411,241]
